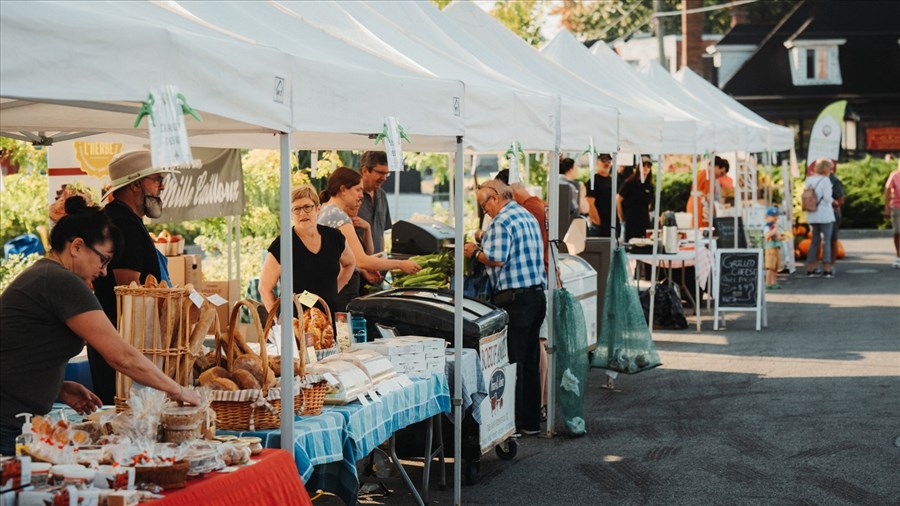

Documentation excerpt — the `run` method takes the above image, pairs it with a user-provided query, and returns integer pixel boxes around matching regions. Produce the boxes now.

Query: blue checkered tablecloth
[221,372,449,506]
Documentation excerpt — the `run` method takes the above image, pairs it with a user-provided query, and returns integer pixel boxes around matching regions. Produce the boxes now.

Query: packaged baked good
[162,406,203,430]
[163,427,201,445]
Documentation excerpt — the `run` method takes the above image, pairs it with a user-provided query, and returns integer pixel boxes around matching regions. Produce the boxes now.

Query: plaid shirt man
[482,200,546,292]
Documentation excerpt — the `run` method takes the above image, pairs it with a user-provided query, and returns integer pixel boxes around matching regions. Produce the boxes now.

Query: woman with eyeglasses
[0,196,201,455]
[259,184,356,317]
[318,167,421,311]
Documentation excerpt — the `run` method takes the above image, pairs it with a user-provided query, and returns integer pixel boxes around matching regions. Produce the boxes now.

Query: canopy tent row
[1,1,796,504]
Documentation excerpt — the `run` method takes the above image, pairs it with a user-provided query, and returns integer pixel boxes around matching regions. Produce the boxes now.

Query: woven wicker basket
[210,298,325,430]
[114,275,192,410]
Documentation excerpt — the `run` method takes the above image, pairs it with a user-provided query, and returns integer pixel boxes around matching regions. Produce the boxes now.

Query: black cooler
[391,219,456,256]
[346,288,508,349]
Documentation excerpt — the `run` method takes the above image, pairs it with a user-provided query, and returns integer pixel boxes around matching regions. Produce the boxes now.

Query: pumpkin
[797,239,845,260]
[794,223,810,238]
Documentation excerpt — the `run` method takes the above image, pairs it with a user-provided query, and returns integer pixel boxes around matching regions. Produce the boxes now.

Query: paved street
[329,230,900,506]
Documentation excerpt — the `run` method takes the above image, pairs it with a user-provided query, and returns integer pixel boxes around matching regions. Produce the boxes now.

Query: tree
[430,0,451,10]
[554,0,800,43]
[491,0,546,47]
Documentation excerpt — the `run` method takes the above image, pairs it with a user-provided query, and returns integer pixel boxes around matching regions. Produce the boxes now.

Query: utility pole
[653,0,666,71]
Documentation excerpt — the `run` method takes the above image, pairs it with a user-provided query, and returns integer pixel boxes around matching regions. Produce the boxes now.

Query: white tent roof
[444,1,663,153]
[438,1,636,153]
[637,61,749,153]
[109,1,466,151]
[542,32,706,154]
[271,0,558,153]
[0,0,292,141]
[675,68,793,152]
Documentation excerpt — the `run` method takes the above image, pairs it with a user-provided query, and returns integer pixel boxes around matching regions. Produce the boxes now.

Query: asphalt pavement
[324,229,900,506]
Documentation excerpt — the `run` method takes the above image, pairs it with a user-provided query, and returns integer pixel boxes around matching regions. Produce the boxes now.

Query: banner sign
[478,328,516,452]
[157,147,244,223]
[806,100,846,175]
[865,127,900,151]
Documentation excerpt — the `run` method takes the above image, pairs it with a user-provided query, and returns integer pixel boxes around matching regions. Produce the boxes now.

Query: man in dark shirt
[586,153,615,237]
[357,151,392,287]
[92,150,176,404]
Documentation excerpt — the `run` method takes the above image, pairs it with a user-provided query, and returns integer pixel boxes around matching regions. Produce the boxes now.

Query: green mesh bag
[553,288,589,437]
[591,247,661,374]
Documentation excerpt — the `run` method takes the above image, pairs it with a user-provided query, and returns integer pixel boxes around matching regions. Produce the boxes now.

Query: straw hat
[101,150,179,201]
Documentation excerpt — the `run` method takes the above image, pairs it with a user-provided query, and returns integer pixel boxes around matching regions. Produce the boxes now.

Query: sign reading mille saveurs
[157,148,245,223]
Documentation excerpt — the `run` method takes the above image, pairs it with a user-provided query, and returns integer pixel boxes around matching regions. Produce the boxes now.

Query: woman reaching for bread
[317,168,421,311]
[0,197,200,455]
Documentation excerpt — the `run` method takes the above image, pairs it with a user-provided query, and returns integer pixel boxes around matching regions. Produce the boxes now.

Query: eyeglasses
[369,168,390,177]
[478,194,496,212]
[145,175,165,185]
[85,243,112,268]
[291,204,317,215]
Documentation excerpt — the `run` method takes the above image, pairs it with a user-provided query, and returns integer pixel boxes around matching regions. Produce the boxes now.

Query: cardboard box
[167,254,202,289]
[200,279,241,328]
[1,455,31,492]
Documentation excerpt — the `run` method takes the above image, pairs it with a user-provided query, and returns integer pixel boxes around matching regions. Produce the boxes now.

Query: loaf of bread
[232,369,262,390]
[198,366,231,386]
[233,354,265,384]
[268,356,282,377]
[208,377,239,391]
[321,325,334,349]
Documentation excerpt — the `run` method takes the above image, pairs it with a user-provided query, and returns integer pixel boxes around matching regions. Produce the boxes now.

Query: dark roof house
[708,0,900,154]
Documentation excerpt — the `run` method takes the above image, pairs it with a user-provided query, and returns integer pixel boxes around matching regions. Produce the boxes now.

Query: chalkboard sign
[713,248,766,331]
[714,217,747,249]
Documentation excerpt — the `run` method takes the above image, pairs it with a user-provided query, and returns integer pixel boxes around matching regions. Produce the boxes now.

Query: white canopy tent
[273,0,561,153]
[675,67,793,153]
[2,5,470,505]
[542,33,707,154]
[444,1,660,154]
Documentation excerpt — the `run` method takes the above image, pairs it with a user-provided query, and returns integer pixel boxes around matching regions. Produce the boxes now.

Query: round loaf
[267,356,282,377]
[234,354,266,384]
[232,369,262,390]
[198,366,231,386]
[208,377,239,391]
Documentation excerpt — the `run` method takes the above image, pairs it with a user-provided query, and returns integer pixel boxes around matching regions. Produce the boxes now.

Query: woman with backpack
[803,159,836,278]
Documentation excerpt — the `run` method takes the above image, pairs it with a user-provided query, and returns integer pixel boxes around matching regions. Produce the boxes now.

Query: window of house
[786,39,845,86]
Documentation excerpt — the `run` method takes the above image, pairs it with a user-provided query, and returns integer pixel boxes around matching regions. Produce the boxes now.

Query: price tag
[297,290,318,308]
[189,290,205,308]
[306,346,318,365]
[357,394,370,406]
[323,373,339,386]
[207,294,227,307]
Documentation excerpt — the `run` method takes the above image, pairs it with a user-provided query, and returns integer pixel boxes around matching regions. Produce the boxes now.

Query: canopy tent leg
[452,138,464,506]
[692,154,702,332]
[546,147,560,438]
[647,154,664,335]
[278,132,295,454]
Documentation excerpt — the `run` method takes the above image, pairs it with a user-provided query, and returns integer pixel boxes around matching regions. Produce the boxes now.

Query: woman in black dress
[616,157,655,242]
[259,184,355,318]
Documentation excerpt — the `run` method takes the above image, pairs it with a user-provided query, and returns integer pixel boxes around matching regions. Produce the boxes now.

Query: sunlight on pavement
[659,351,900,378]
[654,333,730,346]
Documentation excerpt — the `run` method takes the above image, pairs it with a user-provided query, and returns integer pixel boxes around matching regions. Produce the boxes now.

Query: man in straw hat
[91,150,177,404]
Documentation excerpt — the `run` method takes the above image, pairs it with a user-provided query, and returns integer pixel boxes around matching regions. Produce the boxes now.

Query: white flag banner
[148,85,199,170]
[383,116,404,172]
[507,153,520,184]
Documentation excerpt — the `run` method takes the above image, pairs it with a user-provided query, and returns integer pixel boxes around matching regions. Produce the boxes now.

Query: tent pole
[278,132,295,454]
[545,100,561,438]
[452,138,464,506]
[394,157,401,221]
[692,154,702,332]
[647,154,663,335]
[227,216,233,280]
[235,215,242,299]
[608,151,619,269]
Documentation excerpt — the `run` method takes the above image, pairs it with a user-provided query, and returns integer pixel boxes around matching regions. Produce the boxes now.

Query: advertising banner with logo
[157,147,244,223]
[806,100,847,175]
[47,143,244,223]
[478,328,517,452]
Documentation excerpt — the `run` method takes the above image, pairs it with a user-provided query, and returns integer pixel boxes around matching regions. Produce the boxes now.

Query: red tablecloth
[148,449,311,506]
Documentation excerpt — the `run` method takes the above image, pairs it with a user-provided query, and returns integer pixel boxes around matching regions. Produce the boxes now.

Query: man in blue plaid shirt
[464,179,546,435]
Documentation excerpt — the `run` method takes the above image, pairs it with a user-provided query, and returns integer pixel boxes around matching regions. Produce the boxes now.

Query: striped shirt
[482,200,546,292]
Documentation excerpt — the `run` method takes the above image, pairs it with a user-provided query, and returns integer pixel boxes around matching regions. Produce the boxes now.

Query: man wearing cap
[357,151,392,287]
[463,179,546,435]
[586,153,615,237]
[92,150,176,404]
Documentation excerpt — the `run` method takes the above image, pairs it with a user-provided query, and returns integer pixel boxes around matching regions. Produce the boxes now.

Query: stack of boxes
[352,336,447,376]
[0,455,32,506]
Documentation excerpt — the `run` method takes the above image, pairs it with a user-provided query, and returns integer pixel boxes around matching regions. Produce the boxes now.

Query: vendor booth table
[147,449,311,506]
[222,372,450,505]
[627,246,714,315]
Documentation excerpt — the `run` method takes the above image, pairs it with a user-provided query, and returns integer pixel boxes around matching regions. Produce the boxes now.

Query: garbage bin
[576,238,611,350]
[557,254,598,350]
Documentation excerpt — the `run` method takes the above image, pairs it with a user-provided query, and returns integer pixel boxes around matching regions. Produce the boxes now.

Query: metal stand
[422,415,447,504]
[389,433,424,506]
